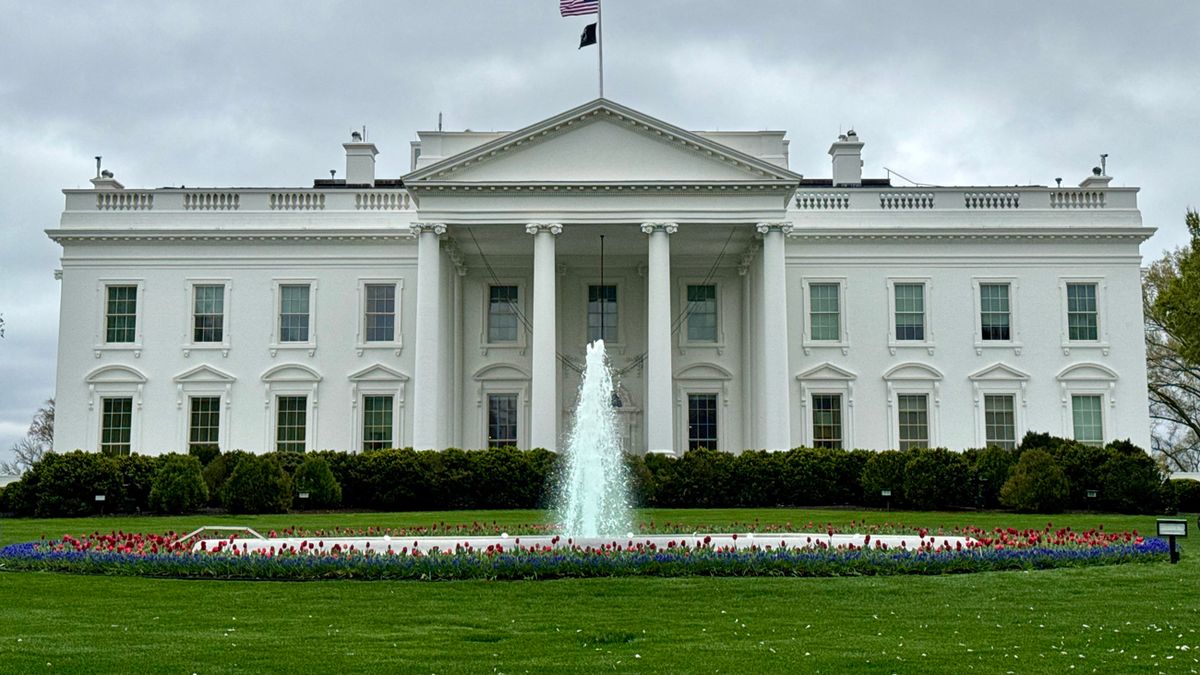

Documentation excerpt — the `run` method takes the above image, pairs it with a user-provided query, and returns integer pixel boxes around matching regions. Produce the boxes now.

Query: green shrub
[360,448,429,511]
[1171,479,1200,513]
[670,448,735,507]
[860,450,906,507]
[187,444,221,467]
[119,454,160,513]
[221,455,291,514]
[291,455,342,509]
[642,453,679,507]
[7,451,123,517]
[266,450,306,477]
[1097,442,1166,514]
[1000,449,1069,513]
[732,450,781,507]
[149,454,208,514]
[202,450,250,505]
[965,446,1019,508]
[903,448,971,510]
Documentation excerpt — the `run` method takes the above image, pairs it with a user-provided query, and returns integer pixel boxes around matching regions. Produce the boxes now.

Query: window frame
[350,363,408,452]
[85,364,146,454]
[968,363,1029,450]
[895,393,931,451]
[884,362,942,450]
[355,279,404,355]
[360,394,396,452]
[971,278,1021,355]
[261,363,321,452]
[886,278,935,355]
[481,280,527,351]
[1059,277,1110,356]
[1070,393,1106,447]
[801,278,849,355]
[1056,362,1117,445]
[982,393,1018,450]
[486,392,520,449]
[270,279,318,356]
[685,392,720,451]
[99,396,135,456]
[182,279,231,356]
[674,364,733,453]
[810,393,845,449]
[94,279,146,357]
[796,362,857,449]
[274,394,310,453]
[187,395,223,455]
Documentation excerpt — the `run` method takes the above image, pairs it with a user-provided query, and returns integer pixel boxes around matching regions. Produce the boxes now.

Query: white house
[47,98,1153,456]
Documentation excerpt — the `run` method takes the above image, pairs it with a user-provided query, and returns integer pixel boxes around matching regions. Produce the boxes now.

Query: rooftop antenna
[94,156,102,178]
[330,169,336,179]
[882,167,934,188]
[1100,154,1108,176]
[1055,177,1062,188]
[438,112,443,132]
[361,125,367,142]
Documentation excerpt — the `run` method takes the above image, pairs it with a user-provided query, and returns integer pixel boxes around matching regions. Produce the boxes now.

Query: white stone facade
[47,99,1153,456]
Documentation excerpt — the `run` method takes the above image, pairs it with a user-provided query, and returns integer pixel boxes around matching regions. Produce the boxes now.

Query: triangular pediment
[403,99,801,186]
[796,362,858,381]
[968,363,1031,381]
[173,364,236,384]
[348,363,409,382]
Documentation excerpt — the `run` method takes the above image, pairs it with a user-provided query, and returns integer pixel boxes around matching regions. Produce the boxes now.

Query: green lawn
[1,508,1197,674]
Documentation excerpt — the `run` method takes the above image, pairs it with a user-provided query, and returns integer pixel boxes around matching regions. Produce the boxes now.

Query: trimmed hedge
[149,455,208,514]
[0,434,1174,517]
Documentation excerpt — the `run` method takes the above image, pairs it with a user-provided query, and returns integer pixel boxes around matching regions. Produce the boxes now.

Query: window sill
[269,343,317,358]
[887,341,936,356]
[356,342,403,357]
[802,340,850,356]
[93,344,143,359]
[678,341,726,356]
[183,344,231,358]
[1061,341,1110,357]
[480,341,526,357]
[973,341,1023,356]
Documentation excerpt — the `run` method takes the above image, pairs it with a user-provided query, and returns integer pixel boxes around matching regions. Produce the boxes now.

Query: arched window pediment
[882,362,944,381]
[85,364,148,384]
[261,363,322,383]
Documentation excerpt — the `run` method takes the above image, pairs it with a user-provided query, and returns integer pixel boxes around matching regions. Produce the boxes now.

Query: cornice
[404,180,797,195]
[787,227,1154,242]
[45,228,416,244]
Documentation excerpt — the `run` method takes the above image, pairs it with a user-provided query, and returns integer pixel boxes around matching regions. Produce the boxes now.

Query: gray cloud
[1,1,1196,461]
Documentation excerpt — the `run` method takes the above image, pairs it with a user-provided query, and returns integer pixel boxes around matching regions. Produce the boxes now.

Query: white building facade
[47,99,1153,456]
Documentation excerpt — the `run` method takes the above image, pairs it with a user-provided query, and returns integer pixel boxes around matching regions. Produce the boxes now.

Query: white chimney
[829,130,864,187]
[90,169,124,190]
[1078,166,1113,189]
[344,131,378,186]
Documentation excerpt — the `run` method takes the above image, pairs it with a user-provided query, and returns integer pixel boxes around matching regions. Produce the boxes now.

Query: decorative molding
[755,221,793,235]
[524,222,563,236]
[47,229,416,244]
[409,222,447,237]
[640,222,678,235]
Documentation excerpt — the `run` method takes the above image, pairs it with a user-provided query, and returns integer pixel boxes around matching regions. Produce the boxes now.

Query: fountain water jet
[554,340,632,538]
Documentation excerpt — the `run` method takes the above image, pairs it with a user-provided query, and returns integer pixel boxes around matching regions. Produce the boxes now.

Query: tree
[1,399,54,476]
[1145,211,1200,471]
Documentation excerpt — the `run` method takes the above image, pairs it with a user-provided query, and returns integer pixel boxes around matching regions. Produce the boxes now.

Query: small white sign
[94,494,106,502]
[1157,519,1188,537]
[298,492,310,499]
[880,489,892,497]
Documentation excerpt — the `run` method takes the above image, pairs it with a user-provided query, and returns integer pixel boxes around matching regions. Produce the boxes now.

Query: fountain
[554,340,632,538]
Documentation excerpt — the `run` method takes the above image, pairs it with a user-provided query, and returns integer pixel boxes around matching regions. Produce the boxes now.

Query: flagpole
[597,0,604,97]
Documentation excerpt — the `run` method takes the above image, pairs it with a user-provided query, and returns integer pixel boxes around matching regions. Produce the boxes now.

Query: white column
[642,222,677,455]
[411,222,446,450]
[527,223,562,452]
[757,222,793,451]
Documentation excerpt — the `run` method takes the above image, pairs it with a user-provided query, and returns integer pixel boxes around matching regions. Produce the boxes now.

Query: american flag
[560,0,599,17]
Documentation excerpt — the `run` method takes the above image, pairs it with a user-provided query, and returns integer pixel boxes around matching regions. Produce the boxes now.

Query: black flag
[579,22,596,48]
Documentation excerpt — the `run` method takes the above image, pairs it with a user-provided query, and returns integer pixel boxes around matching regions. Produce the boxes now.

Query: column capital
[640,221,678,235]
[755,221,793,235]
[411,222,447,237]
[525,222,563,236]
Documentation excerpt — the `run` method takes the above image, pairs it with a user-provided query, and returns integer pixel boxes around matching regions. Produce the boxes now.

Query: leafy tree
[1,399,54,476]
[1145,210,1200,470]
[1000,449,1069,513]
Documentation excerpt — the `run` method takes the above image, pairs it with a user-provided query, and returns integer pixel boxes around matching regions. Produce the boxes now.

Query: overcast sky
[1,1,1197,464]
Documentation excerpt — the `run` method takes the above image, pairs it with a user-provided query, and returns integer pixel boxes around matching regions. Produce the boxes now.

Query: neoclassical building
[48,99,1153,456]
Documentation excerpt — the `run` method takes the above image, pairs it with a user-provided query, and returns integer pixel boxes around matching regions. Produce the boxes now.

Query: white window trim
[182,278,232,357]
[349,365,409,452]
[356,278,404,356]
[886,278,935,356]
[797,365,856,449]
[579,275,627,352]
[884,363,943,450]
[84,365,147,454]
[270,279,318,357]
[474,364,531,449]
[173,365,236,453]
[480,279,528,355]
[94,278,146,358]
[1066,391,1109,446]
[262,364,322,452]
[971,277,1022,356]
[1057,362,1118,444]
[801,277,850,356]
[968,363,1029,449]
[1059,277,1110,356]
[674,364,733,453]
[675,278,726,354]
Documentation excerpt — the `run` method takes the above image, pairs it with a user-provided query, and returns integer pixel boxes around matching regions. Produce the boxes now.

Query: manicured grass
[1,508,1197,674]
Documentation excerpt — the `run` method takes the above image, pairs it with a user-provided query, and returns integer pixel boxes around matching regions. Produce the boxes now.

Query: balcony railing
[793,186,1136,211]
[66,188,414,213]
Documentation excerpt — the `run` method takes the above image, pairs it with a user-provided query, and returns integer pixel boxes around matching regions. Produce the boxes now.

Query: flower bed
[0,524,1167,582]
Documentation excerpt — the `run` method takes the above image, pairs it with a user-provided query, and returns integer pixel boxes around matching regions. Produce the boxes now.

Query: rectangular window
[1071,394,1104,446]
[188,396,221,454]
[275,395,307,452]
[1067,283,1099,341]
[587,285,617,343]
[687,393,718,451]
[487,393,518,448]
[100,397,133,455]
[897,394,929,450]
[192,284,225,343]
[364,284,396,342]
[809,283,841,341]
[685,285,718,342]
[979,283,1011,341]
[105,285,138,343]
[279,284,311,343]
[488,285,519,343]
[362,395,394,451]
[811,394,843,449]
[983,394,1016,450]
[894,283,925,341]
